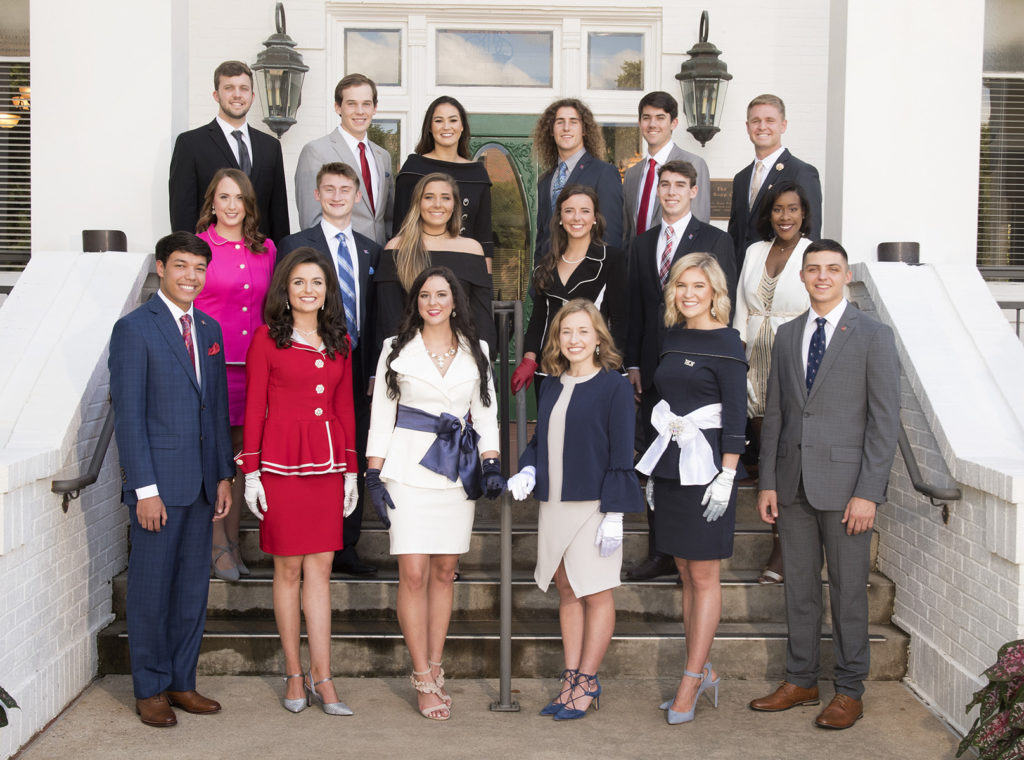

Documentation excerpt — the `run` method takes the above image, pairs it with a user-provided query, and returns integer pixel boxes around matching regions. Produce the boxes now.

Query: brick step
[111,569,895,626]
[96,618,908,681]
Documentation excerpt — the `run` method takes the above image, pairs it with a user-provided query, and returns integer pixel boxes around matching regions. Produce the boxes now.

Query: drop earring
[710,306,717,318]
[596,344,601,356]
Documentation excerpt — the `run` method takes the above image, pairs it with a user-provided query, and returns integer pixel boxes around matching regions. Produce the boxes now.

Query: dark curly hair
[531,98,606,171]
[533,184,606,291]
[195,168,268,253]
[756,180,812,242]
[384,266,491,407]
[264,247,350,359]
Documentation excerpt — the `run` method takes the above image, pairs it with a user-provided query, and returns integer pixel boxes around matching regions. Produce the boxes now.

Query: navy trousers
[127,495,214,699]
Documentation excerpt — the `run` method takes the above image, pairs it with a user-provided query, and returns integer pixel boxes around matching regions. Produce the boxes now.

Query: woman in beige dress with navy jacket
[508,299,643,721]
[365,265,503,722]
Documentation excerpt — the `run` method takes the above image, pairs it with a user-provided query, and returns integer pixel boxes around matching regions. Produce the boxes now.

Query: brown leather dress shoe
[136,694,177,727]
[749,681,820,712]
[165,689,222,714]
[814,693,863,729]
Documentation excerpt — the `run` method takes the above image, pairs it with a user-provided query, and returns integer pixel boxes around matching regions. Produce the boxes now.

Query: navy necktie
[805,317,827,392]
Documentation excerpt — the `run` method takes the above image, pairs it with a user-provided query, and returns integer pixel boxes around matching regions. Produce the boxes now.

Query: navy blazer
[727,148,822,274]
[276,226,382,386]
[109,295,235,507]
[519,369,643,512]
[534,151,624,264]
[169,119,291,244]
[626,217,736,388]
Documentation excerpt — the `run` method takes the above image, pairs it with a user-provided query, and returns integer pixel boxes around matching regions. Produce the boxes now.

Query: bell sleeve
[599,374,644,513]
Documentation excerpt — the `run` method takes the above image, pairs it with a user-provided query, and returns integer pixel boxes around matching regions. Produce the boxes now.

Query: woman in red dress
[236,247,358,716]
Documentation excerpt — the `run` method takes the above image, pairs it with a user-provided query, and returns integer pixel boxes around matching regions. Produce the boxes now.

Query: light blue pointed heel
[281,672,307,713]
[553,673,601,720]
[666,667,706,724]
[304,672,353,716]
[660,662,719,711]
[540,668,578,715]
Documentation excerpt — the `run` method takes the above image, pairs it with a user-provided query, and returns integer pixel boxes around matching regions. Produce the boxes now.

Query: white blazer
[732,237,812,355]
[366,332,499,489]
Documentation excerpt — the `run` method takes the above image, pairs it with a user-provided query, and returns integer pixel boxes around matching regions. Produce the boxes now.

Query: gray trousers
[777,487,872,699]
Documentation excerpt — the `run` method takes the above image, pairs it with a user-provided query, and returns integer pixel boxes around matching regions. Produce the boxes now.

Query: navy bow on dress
[396,404,483,499]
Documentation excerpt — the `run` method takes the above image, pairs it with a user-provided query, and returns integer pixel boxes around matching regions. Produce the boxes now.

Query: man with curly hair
[532,98,624,264]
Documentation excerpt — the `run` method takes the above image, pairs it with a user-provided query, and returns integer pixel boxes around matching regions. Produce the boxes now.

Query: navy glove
[365,468,396,528]
[481,458,505,500]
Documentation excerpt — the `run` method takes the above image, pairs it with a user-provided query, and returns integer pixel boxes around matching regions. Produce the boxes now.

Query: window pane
[437,30,552,87]
[588,33,642,90]
[369,119,401,174]
[600,123,641,180]
[345,29,401,86]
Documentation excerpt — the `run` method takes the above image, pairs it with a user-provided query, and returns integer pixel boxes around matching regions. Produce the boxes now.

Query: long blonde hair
[394,172,462,290]
[663,253,732,327]
[540,298,622,376]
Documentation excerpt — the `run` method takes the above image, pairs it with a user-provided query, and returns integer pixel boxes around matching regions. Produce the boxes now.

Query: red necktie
[180,314,196,377]
[359,143,376,215]
[636,158,657,235]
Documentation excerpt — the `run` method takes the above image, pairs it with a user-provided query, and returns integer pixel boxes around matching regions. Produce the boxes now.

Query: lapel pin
[776,162,785,171]
[684,359,695,367]
[840,325,847,331]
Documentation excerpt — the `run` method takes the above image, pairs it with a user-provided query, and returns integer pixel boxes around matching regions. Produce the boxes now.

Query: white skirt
[535,498,622,597]
[385,480,475,555]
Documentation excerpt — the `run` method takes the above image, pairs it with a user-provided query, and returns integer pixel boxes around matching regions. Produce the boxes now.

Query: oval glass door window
[476,142,530,302]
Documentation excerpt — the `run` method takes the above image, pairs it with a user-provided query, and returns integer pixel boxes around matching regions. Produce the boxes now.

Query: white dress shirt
[216,116,253,168]
[321,218,362,339]
[338,126,379,207]
[801,298,848,359]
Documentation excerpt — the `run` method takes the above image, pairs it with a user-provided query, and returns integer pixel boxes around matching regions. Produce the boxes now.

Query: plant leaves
[0,686,18,711]
[995,732,1024,760]
[989,641,1024,683]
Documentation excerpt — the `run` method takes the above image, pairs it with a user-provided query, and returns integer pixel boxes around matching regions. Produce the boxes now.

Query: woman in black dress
[510,185,627,395]
[393,96,493,269]
[635,252,747,725]
[374,172,496,355]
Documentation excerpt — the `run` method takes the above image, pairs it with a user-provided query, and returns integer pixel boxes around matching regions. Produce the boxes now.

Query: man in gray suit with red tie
[749,239,900,729]
[294,74,394,245]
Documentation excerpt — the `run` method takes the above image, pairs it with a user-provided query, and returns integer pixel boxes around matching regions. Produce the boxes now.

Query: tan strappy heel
[411,669,450,721]
[429,660,453,707]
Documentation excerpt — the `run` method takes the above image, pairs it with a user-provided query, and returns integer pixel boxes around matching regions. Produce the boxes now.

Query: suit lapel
[754,148,791,209]
[568,151,593,183]
[373,143,390,220]
[206,120,239,169]
[790,310,809,402]
[806,304,858,403]
[193,312,212,397]
[672,217,703,262]
[150,298,201,392]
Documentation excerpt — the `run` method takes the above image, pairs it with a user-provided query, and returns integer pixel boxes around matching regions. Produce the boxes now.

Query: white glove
[507,466,536,501]
[645,478,656,512]
[343,473,359,517]
[701,467,736,522]
[594,512,624,557]
[244,471,268,521]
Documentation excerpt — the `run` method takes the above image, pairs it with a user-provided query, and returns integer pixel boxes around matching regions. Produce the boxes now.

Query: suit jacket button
[315,359,324,368]
[315,384,325,394]
[314,408,323,416]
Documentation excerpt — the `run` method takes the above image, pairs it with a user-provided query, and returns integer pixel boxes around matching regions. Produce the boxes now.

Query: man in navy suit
[625,160,735,580]
[727,94,821,274]
[109,232,236,727]
[277,162,381,577]
[532,98,624,263]
[169,61,290,243]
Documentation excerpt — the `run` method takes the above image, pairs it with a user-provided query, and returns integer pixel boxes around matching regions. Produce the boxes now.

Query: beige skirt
[535,498,622,597]
[385,480,475,555]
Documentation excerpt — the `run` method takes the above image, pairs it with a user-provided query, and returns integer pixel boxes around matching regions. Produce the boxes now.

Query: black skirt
[652,476,736,561]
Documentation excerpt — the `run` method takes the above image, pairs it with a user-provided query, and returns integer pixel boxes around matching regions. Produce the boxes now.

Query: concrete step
[96,618,909,681]
[110,569,895,626]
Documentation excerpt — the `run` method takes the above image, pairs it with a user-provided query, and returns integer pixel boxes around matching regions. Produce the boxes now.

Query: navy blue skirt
[652,476,736,561]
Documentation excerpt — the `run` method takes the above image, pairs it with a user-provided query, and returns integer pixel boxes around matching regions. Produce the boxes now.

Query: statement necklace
[427,343,458,369]
[293,326,319,340]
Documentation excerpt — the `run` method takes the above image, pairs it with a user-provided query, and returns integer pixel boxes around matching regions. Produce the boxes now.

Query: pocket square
[208,342,221,356]
[368,266,375,275]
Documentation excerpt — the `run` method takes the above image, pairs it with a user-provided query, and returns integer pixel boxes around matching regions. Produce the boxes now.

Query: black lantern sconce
[675,11,732,147]
[252,3,308,137]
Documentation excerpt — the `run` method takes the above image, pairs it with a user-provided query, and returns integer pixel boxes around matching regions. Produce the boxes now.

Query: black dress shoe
[332,556,378,577]
[626,555,676,580]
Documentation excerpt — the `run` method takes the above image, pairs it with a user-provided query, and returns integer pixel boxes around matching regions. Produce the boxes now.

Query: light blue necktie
[805,317,827,392]
[335,232,358,348]
[550,161,568,210]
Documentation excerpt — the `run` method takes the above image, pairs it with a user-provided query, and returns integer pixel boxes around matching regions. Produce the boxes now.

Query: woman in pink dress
[195,167,276,581]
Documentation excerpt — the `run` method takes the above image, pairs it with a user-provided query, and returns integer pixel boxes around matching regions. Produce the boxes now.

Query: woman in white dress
[508,299,643,720]
[365,266,504,721]
[733,180,812,584]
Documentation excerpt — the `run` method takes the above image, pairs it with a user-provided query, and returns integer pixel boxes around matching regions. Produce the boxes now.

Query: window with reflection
[369,119,401,174]
[600,123,642,181]
[436,30,553,87]
[477,143,531,301]
[588,33,643,90]
[345,29,402,86]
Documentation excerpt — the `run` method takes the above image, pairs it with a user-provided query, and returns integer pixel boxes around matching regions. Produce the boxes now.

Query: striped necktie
[335,232,358,348]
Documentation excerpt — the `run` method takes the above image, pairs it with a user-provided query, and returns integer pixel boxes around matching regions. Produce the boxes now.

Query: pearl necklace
[293,326,319,339]
[560,252,586,264]
[427,343,458,369]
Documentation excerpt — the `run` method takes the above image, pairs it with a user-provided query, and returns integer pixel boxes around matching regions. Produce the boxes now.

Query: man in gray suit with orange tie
[294,74,394,244]
[749,240,899,729]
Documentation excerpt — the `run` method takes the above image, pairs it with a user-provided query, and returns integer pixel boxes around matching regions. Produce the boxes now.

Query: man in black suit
[625,160,735,580]
[532,98,624,263]
[727,94,821,274]
[277,162,380,577]
[169,61,290,243]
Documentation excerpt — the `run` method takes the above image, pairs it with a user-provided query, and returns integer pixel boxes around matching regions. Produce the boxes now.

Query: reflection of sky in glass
[346,29,401,86]
[588,33,642,90]
[437,31,552,87]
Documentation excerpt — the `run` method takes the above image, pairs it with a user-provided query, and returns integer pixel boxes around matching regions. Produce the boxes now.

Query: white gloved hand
[343,473,359,517]
[244,471,268,520]
[645,478,656,512]
[701,467,736,522]
[507,466,536,501]
[594,512,624,557]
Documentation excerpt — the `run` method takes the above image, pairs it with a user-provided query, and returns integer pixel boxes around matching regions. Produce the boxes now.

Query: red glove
[510,357,538,394]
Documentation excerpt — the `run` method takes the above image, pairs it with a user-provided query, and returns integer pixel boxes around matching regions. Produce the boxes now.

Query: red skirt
[259,471,344,556]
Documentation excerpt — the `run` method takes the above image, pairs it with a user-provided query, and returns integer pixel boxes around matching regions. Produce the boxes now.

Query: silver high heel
[282,673,307,713]
[304,672,353,716]
[211,543,240,582]
[661,662,719,709]
[230,539,250,576]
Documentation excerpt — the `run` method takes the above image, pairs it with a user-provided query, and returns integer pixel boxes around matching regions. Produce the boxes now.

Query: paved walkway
[18,676,961,760]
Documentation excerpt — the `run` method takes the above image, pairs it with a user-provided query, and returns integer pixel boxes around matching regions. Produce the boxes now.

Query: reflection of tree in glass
[600,125,641,180]
[468,32,513,65]
[491,180,529,301]
[368,123,401,173]
[616,59,642,90]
